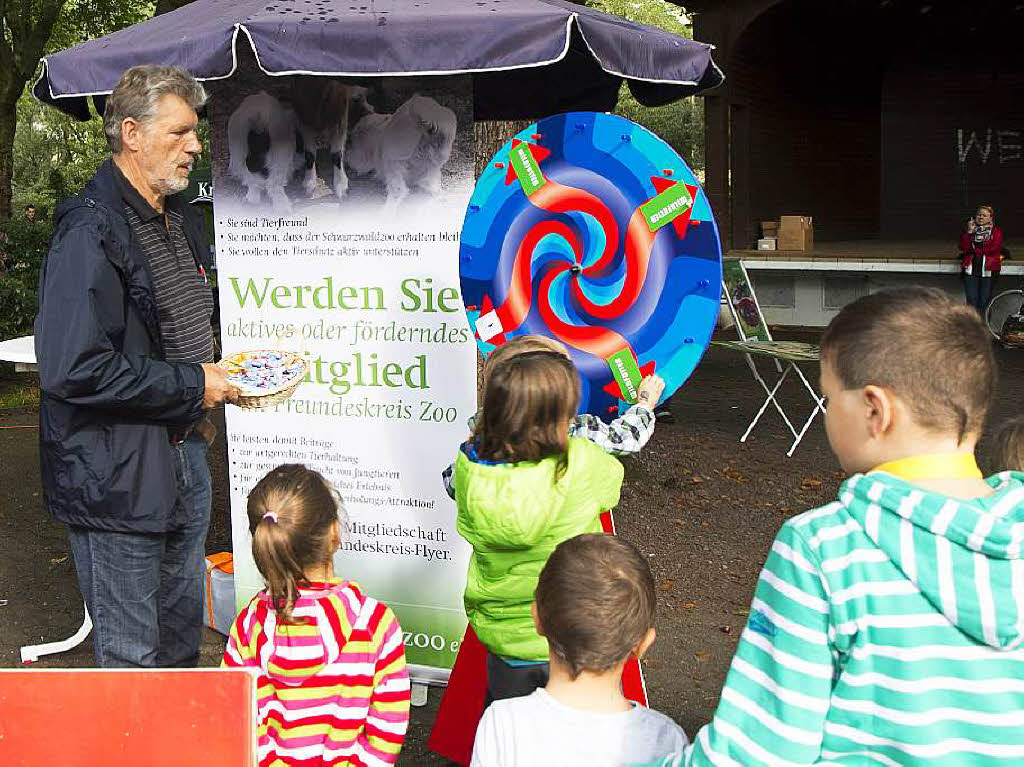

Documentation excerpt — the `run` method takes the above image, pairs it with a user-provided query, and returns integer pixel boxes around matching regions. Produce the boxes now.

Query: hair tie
[263,511,278,523]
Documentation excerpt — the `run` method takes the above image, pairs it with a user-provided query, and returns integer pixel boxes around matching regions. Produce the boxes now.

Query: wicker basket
[217,350,309,410]
[1002,313,1024,348]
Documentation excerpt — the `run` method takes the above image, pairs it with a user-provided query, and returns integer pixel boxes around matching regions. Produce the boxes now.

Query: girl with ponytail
[222,464,410,766]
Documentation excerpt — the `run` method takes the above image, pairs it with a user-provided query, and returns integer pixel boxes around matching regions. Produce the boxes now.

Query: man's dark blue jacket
[35,159,209,532]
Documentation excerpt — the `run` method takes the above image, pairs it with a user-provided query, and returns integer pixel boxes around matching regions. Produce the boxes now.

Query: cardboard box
[761,221,779,237]
[757,238,777,251]
[777,215,814,251]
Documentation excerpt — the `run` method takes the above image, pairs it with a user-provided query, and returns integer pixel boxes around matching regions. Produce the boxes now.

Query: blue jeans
[68,433,211,667]
[964,273,996,313]
[483,652,549,710]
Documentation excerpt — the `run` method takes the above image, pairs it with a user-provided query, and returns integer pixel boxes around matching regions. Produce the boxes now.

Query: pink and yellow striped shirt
[223,580,410,766]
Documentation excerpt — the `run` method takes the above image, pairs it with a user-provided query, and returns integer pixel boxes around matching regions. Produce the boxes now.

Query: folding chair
[712,259,825,457]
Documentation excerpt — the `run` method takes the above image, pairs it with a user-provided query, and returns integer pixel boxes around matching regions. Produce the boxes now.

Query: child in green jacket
[442,334,664,499]
[455,349,623,706]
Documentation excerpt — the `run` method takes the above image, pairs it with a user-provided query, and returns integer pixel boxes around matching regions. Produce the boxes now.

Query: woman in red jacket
[960,204,1004,312]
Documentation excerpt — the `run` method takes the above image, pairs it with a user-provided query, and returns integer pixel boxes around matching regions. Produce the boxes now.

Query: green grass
[0,376,40,410]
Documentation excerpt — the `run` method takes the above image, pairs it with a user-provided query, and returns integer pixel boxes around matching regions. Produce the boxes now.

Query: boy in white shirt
[471,533,688,767]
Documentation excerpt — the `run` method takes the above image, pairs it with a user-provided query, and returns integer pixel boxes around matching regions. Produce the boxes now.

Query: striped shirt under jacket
[113,162,214,364]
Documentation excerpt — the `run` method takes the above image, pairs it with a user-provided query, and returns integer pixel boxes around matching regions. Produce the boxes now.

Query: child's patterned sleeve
[442,411,480,499]
[442,462,456,499]
[358,603,411,766]
[221,601,259,668]
[570,405,656,456]
[685,522,835,765]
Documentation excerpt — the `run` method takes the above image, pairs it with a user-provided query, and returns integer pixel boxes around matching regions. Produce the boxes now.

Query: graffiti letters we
[957,128,1022,165]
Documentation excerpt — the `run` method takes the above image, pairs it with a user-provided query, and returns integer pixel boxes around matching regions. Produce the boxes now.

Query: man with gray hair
[35,65,239,667]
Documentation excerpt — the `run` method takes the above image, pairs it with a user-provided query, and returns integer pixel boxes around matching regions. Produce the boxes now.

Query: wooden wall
[694,0,1024,248]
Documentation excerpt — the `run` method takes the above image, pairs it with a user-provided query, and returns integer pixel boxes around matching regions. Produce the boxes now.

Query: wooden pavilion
[686,0,1024,324]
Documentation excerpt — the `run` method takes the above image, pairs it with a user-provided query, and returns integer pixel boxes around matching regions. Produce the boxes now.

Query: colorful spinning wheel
[459,112,722,418]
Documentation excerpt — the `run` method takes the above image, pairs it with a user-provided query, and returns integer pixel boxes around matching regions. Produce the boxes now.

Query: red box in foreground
[0,668,256,766]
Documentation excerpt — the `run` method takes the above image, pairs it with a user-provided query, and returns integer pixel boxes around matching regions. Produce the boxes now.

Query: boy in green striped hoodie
[675,287,1024,766]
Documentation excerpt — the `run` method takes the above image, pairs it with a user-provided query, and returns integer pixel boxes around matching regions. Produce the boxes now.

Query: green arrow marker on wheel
[607,348,643,405]
[639,183,693,232]
[511,142,546,196]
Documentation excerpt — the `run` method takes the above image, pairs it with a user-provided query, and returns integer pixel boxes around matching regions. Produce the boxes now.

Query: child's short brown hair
[483,335,569,378]
[474,350,579,466]
[820,287,996,443]
[535,533,655,679]
[991,415,1024,472]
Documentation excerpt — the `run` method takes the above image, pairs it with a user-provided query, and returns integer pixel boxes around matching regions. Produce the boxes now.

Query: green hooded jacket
[682,469,1024,766]
[455,437,624,660]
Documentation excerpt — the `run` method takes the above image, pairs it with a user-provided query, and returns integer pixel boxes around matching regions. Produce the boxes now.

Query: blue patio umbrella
[33,0,723,120]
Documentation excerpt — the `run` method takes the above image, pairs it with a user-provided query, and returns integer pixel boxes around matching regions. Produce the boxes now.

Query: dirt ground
[2,333,1021,763]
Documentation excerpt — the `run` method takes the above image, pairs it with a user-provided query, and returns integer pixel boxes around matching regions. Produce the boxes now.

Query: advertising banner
[206,71,476,682]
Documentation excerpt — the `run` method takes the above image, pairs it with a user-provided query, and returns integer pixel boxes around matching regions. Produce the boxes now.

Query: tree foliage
[3,0,151,220]
[0,215,50,337]
[12,92,110,217]
[153,0,194,14]
[1,0,151,337]
[0,0,67,219]
[45,0,151,54]
[590,0,705,175]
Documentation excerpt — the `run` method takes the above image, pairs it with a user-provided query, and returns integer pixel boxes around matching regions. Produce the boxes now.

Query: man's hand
[201,363,240,409]
[195,416,217,446]
[967,217,976,234]
[636,374,665,408]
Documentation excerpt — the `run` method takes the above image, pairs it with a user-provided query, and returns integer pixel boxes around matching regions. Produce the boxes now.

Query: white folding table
[0,335,37,372]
